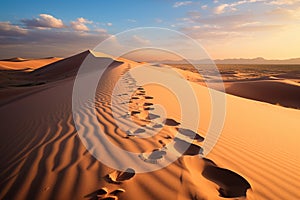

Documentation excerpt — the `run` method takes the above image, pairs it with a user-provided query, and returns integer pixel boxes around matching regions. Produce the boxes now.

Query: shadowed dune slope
[226,80,300,109]
[31,50,123,81]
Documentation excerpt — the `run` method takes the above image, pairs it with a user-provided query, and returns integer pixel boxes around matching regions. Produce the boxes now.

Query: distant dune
[225,80,300,109]
[158,57,300,65]
[169,64,300,109]
[0,57,61,71]
[214,57,300,65]
[0,50,299,200]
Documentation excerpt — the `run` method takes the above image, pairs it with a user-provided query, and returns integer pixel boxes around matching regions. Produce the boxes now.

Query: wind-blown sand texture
[0,50,299,200]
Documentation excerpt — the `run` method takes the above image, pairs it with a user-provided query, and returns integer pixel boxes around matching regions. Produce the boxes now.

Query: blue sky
[0,0,300,59]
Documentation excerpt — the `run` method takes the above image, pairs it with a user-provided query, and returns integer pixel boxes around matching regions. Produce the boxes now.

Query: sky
[0,0,300,60]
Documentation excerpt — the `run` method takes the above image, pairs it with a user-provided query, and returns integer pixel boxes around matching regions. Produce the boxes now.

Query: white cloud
[0,27,110,58]
[192,25,201,29]
[70,17,92,31]
[214,4,229,14]
[22,14,64,28]
[268,0,298,5]
[107,22,113,26]
[214,0,265,14]
[267,6,300,20]
[95,28,107,33]
[0,22,28,36]
[201,5,208,10]
[173,1,192,8]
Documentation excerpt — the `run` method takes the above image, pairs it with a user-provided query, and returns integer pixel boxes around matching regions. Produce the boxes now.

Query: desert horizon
[1,1,300,200]
[2,50,300,65]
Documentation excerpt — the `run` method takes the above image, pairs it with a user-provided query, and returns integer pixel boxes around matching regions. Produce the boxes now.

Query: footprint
[202,158,251,198]
[109,188,125,196]
[176,128,205,142]
[162,135,173,139]
[106,168,135,184]
[143,102,153,106]
[131,96,139,100]
[85,187,112,200]
[92,187,125,199]
[146,113,160,120]
[101,196,117,200]
[144,107,154,111]
[158,140,166,146]
[148,149,167,159]
[153,123,163,129]
[145,96,154,99]
[131,111,141,115]
[174,138,203,155]
[134,128,146,134]
[97,187,108,196]
[124,130,136,138]
[139,148,167,164]
[164,118,181,126]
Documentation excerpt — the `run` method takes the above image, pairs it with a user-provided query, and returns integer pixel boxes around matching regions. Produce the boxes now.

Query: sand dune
[225,80,300,109]
[0,57,61,71]
[0,50,299,199]
[32,50,123,81]
[171,64,300,109]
